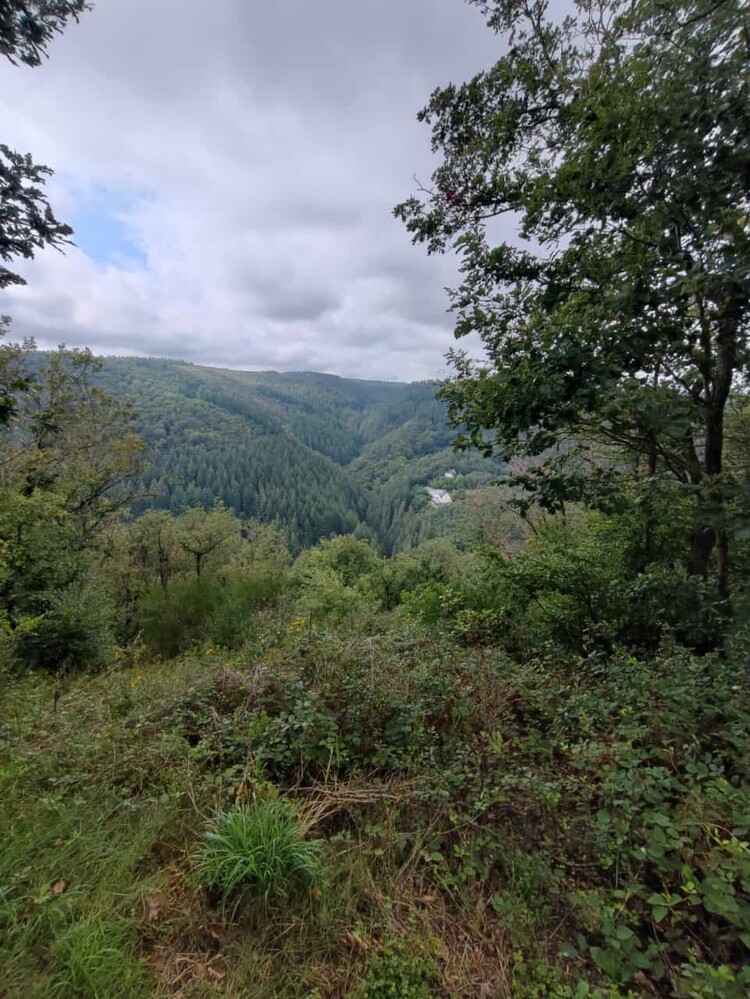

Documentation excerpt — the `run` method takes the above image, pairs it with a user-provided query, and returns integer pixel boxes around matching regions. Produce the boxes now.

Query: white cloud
[0,0,504,379]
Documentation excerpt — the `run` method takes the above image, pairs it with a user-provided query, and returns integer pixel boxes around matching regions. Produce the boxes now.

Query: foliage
[396,0,750,593]
[138,569,282,658]
[1,1,89,290]
[175,503,240,577]
[3,580,114,672]
[0,320,32,425]
[1,597,749,996]
[0,347,142,671]
[0,0,90,67]
[0,144,74,290]
[194,800,324,906]
[2,347,143,520]
[92,356,503,553]
[294,535,382,622]
[400,502,721,655]
[357,941,439,998]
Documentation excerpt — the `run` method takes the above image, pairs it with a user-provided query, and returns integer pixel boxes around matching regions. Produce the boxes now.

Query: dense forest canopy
[91,356,506,553]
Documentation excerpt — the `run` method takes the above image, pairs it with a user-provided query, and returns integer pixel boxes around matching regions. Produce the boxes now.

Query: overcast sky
[0,0,504,381]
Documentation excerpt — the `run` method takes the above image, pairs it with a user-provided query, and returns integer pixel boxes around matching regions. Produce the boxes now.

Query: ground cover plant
[194,799,325,910]
[2,567,749,996]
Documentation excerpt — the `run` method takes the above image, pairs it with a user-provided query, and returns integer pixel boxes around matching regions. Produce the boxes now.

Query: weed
[55,917,150,998]
[194,799,325,908]
[355,941,440,998]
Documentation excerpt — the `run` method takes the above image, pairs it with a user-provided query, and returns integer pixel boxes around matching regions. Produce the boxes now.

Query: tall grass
[194,800,324,907]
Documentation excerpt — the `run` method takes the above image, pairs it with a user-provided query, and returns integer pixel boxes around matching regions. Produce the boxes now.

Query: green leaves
[1,4,91,289]
[0,1,91,68]
[398,0,750,588]
[0,144,73,290]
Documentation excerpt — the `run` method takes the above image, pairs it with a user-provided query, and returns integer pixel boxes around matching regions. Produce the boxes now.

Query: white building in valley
[425,487,453,507]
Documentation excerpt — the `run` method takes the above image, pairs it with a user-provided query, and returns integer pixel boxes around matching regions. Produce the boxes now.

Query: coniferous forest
[93,356,507,554]
[2,2,750,998]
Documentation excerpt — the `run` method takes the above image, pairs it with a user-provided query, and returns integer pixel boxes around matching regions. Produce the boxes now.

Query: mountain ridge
[93,356,505,552]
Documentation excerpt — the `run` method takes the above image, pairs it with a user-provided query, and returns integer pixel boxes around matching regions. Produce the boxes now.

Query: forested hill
[95,357,504,552]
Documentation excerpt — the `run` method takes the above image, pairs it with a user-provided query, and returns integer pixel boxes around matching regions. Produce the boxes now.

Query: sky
[0,0,504,382]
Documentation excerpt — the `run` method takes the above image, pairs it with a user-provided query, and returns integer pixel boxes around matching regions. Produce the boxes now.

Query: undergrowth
[1,610,748,997]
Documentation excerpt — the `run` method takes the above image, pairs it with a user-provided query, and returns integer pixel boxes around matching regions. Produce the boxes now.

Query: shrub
[194,800,324,906]
[294,535,382,621]
[2,583,115,672]
[138,569,283,657]
[399,581,448,625]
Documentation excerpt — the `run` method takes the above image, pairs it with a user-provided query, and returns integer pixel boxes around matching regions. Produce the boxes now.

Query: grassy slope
[2,609,748,998]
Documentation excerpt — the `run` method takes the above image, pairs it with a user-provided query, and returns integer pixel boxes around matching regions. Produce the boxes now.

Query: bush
[399,581,448,625]
[194,800,324,906]
[401,507,722,656]
[2,583,115,672]
[294,535,382,622]
[138,569,284,657]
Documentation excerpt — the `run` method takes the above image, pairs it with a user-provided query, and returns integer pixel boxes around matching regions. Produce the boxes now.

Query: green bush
[293,535,382,622]
[2,583,115,672]
[405,507,721,656]
[209,569,284,646]
[194,800,324,906]
[399,581,448,625]
[138,568,283,657]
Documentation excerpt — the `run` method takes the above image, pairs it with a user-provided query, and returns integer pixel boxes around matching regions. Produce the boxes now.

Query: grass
[1,615,749,997]
[194,800,325,907]
[55,917,150,998]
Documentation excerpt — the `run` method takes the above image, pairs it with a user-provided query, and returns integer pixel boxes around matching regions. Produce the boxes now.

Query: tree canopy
[0,0,90,66]
[396,0,750,593]
[0,1,90,290]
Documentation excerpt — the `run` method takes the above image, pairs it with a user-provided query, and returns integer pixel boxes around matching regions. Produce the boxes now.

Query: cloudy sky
[0,0,503,381]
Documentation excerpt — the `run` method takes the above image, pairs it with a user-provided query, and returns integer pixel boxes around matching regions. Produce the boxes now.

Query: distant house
[425,487,453,507]
[444,469,458,479]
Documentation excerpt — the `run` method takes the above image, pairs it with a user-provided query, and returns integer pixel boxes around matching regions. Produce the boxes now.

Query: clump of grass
[55,917,150,998]
[194,799,324,907]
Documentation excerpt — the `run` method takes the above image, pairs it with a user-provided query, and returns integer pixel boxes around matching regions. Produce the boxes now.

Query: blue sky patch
[70,209,147,268]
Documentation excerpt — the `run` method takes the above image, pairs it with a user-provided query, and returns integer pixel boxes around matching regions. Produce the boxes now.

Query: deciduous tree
[396,0,750,597]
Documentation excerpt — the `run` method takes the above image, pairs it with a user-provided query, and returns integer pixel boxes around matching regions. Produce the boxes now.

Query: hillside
[3,353,749,999]
[95,358,505,552]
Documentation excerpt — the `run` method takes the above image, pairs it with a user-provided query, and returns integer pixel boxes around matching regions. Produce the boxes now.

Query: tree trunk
[640,443,658,568]
[686,353,731,598]
[687,523,716,580]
